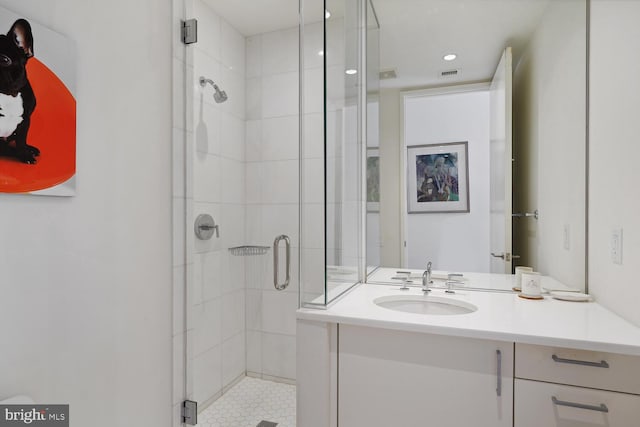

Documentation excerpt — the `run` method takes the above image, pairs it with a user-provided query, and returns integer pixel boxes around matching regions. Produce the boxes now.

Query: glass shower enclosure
[299,0,379,308]
[172,0,377,424]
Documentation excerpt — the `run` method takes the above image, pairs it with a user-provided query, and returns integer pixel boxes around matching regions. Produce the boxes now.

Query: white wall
[403,90,491,272]
[0,1,173,427]
[245,26,300,382]
[513,0,586,290]
[589,0,640,327]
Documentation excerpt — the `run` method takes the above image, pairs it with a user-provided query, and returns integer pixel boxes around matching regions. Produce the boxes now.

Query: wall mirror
[365,0,587,292]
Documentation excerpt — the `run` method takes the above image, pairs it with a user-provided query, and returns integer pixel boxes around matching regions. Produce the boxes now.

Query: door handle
[491,252,512,261]
[273,235,291,291]
[512,210,539,220]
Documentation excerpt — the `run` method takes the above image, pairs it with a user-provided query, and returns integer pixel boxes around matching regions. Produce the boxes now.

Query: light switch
[611,228,623,265]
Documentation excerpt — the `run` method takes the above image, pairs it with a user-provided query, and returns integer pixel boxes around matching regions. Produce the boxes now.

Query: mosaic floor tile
[196,377,296,427]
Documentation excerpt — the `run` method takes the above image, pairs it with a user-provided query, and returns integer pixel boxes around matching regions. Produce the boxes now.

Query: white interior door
[489,47,513,273]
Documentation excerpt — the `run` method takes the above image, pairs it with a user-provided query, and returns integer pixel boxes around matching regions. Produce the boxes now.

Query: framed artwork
[0,8,76,196]
[366,148,379,212]
[407,141,469,213]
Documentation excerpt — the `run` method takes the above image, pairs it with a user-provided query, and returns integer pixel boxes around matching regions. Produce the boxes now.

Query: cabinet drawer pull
[552,354,610,368]
[496,349,502,397]
[551,396,609,413]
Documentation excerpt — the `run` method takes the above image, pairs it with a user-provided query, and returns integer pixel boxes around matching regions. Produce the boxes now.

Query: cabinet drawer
[516,343,640,394]
[515,379,640,427]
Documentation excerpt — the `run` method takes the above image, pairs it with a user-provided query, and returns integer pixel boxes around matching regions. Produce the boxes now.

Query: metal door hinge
[182,19,198,44]
[182,400,197,425]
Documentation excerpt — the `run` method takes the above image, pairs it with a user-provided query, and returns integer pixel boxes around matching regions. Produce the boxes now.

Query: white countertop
[297,283,640,356]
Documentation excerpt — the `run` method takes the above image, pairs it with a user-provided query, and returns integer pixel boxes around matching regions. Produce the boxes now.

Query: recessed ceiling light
[325,9,331,19]
[345,69,358,75]
[318,50,324,56]
[443,53,457,61]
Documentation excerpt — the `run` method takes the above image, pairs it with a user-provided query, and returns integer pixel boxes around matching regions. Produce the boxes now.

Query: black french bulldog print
[0,19,38,164]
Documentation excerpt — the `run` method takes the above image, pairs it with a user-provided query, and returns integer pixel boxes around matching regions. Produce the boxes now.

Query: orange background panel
[0,57,76,193]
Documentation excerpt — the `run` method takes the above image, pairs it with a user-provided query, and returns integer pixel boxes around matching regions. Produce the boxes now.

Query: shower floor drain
[256,422,278,427]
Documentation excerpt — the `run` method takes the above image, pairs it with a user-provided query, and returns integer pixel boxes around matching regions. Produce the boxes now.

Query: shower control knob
[195,214,219,240]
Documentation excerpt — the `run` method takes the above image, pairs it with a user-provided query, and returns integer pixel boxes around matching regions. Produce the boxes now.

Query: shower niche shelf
[228,245,270,256]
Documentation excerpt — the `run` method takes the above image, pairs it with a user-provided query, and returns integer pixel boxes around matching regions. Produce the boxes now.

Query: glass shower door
[176,0,300,426]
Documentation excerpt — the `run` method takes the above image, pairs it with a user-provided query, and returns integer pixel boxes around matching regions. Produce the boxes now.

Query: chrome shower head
[199,76,228,103]
[213,85,228,103]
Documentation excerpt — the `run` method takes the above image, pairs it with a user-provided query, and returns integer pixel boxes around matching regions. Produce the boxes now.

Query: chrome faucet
[422,262,433,293]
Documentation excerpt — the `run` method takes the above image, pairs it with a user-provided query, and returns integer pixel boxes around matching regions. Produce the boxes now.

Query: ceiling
[202,0,300,36]
[372,0,551,88]
[204,0,552,88]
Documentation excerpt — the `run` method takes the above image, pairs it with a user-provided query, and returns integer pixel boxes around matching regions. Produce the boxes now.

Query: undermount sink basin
[374,295,477,315]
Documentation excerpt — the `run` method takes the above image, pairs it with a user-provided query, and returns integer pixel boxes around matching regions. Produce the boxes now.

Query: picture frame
[366,148,380,212]
[0,8,77,196]
[407,141,469,213]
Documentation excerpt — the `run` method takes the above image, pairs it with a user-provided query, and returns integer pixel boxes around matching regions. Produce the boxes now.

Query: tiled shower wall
[244,27,301,382]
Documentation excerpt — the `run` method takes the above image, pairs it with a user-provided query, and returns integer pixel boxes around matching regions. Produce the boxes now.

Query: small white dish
[550,291,593,302]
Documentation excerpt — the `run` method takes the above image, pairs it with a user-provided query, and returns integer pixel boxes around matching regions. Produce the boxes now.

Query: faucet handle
[393,271,412,290]
[392,271,411,280]
[446,273,464,293]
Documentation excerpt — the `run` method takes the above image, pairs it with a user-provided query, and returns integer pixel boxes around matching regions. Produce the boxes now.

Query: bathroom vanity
[296,284,640,427]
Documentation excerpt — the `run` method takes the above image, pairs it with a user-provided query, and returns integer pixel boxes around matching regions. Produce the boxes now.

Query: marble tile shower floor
[196,377,296,427]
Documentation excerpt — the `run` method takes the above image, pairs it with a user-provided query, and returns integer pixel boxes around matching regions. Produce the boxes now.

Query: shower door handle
[273,235,291,291]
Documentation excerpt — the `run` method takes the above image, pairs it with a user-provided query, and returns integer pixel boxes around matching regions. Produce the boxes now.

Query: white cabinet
[514,344,640,426]
[337,325,513,427]
[296,321,640,427]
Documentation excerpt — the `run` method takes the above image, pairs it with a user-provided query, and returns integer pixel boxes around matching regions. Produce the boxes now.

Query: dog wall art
[0,7,76,196]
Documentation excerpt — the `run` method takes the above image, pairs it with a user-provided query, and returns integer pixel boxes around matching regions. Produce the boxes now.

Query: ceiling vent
[439,69,459,78]
[379,69,397,80]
